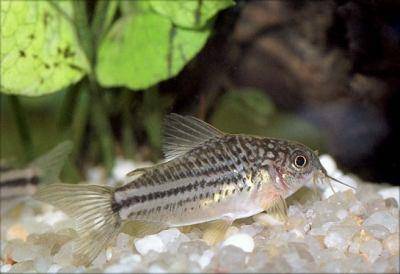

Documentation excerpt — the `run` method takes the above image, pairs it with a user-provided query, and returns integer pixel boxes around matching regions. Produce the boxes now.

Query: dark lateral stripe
[116,171,242,211]
[117,153,233,193]
[0,175,40,188]
[126,175,246,219]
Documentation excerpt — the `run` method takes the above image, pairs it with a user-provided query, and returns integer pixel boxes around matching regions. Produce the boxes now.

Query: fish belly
[166,189,266,226]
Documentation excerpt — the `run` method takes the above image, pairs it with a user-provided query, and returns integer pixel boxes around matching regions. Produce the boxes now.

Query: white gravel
[222,233,255,253]
[0,155,399,273]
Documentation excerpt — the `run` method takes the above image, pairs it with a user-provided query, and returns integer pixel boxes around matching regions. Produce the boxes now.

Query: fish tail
[35,183,121,266]
[30,140,73,185]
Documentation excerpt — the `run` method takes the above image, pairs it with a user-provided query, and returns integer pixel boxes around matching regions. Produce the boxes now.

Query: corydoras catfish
[36,114,354,265]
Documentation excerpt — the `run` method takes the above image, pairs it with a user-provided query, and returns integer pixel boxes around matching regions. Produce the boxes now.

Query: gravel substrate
[1,155,399,273]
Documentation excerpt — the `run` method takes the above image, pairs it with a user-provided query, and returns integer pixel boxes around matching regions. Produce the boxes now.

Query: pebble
[134,235,165,255]
[112,159,154,185]
[112,158,137,182]
[222,233,254,253]
[53,242,74,266]
[47,264,62,273]
[327,225,358,250]
[115,233,131,250]
[0,264,12,273]
[34,256,52,272]
[348,240,360,254]
[103,255,141,273]
[10,261,34,273]
[158,228,189,252]
[324,231,346,250]
[218,245,247,272]
[85,166,106,184]
[349,200,366,215]
[319,155,337,174]
[198,250,214,269]
[363,211,398,233]
[335,209,348,220]
[239,224,263,237]
[378,187,399,205]
[148,264,167,273]
[8,242,36,262]
[6,224,28,241]
[35,210,68,227]
[384,197,398,208]
[364,224,390,240]
[360,239,382,263]
[383,234,399,256]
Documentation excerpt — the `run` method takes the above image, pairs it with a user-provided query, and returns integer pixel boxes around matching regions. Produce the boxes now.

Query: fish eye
[294,155,307,168]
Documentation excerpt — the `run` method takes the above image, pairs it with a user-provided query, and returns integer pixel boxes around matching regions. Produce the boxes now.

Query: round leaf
[0,2,90,96]
[96,12,210,90]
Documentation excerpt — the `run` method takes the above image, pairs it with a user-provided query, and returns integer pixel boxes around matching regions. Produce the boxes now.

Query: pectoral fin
[265,195,288,221]
[201,218,233,245]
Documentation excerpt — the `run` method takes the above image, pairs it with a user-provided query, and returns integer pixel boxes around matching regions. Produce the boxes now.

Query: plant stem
[9,96,34,161]
[88,80,115,172]
[72,1,115,173]
[121,89,136,159]
[71,85,90,159]
[143,88,163,153]
[57,84,81,131]
[73,1,94,63]
[91,0,110,45]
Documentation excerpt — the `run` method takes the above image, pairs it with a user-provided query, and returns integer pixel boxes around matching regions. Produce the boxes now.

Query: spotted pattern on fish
[112,134,306,226]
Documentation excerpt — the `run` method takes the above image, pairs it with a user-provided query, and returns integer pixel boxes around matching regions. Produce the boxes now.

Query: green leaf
[0,2,90,96]
[96,11,210,90]
[150,0,235,29]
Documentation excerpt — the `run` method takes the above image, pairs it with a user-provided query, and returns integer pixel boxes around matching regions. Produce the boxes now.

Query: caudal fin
[35,183,121,266]
[31,141,73,185]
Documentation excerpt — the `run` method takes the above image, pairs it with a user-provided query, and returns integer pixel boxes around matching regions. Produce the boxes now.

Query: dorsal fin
[163,113,224,160]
